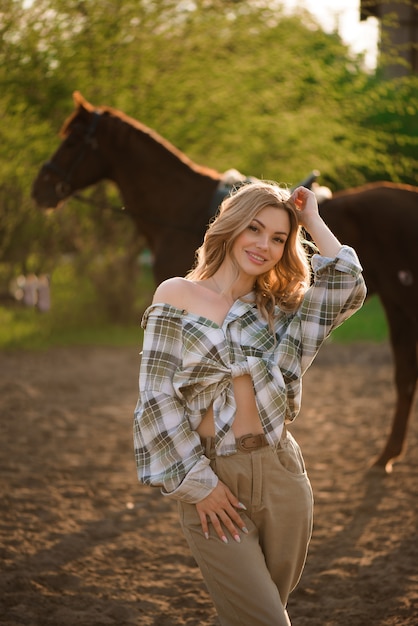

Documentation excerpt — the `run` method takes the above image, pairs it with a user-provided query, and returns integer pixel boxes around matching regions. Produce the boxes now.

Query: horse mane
[59,91,220,179]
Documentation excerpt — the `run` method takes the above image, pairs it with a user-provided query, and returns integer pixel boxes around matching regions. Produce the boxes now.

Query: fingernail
[242,526,249,534]
[234,534,241,543]
[222,535,228,544]
[238,502,247,510]
[204,532,209,540]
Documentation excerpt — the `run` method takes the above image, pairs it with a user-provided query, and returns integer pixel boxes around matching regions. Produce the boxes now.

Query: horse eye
[69,122,82,132]
[65,124,84,141]
[65,134,80,147]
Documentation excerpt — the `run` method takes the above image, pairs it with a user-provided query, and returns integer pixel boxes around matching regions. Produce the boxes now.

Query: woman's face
[230,206,290,278]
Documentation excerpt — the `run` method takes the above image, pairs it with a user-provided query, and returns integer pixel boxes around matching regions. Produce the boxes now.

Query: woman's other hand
[195,481,248,544]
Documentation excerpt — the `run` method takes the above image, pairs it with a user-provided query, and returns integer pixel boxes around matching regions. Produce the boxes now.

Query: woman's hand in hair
[290,186,319,229]
[291,186,342,258]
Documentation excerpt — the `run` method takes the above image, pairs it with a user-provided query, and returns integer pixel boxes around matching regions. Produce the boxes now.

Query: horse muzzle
[31,162,72,208]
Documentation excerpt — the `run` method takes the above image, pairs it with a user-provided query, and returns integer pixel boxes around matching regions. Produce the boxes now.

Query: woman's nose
[256,237,268,249]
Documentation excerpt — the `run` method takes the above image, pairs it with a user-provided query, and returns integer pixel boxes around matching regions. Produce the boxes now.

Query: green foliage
[348,76,418,186]
[0,0,416,336]
[0,257,154,349]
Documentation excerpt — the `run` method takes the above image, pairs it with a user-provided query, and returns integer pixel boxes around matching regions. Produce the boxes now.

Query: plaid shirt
[134,245,366,503]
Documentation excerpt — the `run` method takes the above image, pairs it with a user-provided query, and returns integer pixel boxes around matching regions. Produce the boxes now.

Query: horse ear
[72,91,94,112]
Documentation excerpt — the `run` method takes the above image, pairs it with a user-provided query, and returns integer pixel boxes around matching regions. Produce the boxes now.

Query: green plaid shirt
[134,245,366,503]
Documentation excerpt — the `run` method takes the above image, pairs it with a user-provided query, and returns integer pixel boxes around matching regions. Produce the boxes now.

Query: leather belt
[236,433,269,452]
[202,433,269,458]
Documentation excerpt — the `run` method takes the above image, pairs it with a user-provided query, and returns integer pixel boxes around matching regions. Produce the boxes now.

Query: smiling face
[230,206,290,278]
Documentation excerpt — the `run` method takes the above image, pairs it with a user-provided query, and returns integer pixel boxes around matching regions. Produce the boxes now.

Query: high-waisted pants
[178,431,314,626]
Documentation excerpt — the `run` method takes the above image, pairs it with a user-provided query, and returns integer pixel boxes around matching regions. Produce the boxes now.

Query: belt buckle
[237,434,258,452]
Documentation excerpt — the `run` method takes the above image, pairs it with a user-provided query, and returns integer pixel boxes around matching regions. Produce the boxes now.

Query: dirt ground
[1,341,417,626]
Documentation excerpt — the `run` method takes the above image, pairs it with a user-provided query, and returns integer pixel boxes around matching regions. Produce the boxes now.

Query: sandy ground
[1,341,417,626]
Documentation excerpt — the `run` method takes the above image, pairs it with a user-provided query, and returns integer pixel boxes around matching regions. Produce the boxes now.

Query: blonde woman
[134,181,366,625]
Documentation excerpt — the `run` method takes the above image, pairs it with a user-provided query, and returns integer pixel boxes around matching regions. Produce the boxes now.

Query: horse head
[32,92,108,209]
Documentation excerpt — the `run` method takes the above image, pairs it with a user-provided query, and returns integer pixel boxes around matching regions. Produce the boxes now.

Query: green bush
[0,257,154,349]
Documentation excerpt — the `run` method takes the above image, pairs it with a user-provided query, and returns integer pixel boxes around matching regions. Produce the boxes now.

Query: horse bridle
[42,111,102,199]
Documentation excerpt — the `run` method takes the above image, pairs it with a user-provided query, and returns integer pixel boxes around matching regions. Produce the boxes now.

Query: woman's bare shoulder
[152,277,194,308]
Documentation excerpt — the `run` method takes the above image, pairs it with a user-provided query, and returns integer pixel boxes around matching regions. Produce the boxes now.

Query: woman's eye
[248,225,258,232]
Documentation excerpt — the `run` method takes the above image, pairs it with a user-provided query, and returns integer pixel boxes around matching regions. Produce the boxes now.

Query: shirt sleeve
[298,245,367,373]
[133,305,218,503]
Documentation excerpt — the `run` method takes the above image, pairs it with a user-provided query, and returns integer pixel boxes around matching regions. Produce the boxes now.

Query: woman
[134,182,366,625]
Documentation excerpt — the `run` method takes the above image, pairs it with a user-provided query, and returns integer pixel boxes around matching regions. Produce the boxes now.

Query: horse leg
[373,300,418,472]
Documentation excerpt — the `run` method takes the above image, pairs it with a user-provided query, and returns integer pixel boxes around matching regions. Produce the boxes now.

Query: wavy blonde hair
[187,181,311,328]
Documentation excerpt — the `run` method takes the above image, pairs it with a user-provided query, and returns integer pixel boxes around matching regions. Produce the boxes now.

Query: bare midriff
[196,374,264,439]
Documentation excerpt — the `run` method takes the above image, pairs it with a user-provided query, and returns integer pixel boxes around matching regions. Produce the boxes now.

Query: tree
[0,0,416,318]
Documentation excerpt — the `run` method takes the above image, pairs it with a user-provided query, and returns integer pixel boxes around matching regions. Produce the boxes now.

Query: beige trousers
[178,432,314,626]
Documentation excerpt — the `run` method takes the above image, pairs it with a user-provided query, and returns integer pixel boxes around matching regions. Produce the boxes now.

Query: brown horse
[32,92,418,472]
[32,92,224,282]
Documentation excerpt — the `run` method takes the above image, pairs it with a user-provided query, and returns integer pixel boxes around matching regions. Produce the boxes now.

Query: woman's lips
[246,251,267,264]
